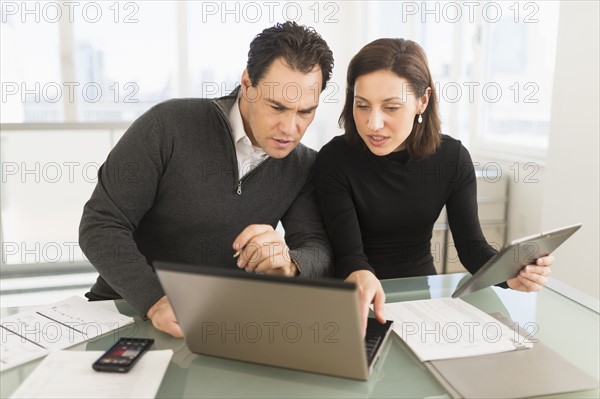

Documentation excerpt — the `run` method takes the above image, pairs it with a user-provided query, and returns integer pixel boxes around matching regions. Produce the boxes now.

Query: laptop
[154,262,394,380]
[452,223,582,298]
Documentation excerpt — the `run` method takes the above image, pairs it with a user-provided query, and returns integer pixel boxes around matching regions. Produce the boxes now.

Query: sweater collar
[212,86,241,120]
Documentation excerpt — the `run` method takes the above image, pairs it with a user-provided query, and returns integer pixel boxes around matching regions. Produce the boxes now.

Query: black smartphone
[92,337,154,373]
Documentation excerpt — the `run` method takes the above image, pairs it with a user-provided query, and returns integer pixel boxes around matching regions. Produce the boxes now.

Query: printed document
[0,296,134,371]
[383,298,532,361]
[10,350,173,398]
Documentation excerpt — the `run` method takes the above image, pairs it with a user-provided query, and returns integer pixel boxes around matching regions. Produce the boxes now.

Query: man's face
[239,58,323,158]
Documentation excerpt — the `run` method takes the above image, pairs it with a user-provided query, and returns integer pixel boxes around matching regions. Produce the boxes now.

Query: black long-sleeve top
[315,134,497,279]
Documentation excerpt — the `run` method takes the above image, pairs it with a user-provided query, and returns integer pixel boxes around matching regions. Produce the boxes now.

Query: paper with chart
[0,296,134,372]
[10,350,173,399]
[383,297,533,361]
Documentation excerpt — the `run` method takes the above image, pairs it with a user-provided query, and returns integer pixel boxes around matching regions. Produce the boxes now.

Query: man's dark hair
[246,21,334,91]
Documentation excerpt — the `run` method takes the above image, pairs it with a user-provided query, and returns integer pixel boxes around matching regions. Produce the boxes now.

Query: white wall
[471,157,547,244]
[474,1,599,300]
[540,0,599,299]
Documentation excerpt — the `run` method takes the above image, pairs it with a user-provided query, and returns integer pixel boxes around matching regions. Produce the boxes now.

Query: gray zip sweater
[79,89,333,317]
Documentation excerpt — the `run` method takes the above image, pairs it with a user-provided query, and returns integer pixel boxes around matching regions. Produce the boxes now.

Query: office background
[1,1,598,305]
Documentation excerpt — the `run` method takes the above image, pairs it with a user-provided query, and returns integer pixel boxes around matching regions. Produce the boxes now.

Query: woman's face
[353,70,429,156]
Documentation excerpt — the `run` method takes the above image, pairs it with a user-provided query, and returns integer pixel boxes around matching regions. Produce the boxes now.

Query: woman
[314,38,553,329]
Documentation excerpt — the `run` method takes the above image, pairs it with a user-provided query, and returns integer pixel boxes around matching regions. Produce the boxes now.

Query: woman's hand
[346,270,387,336]
[507,255,554,292]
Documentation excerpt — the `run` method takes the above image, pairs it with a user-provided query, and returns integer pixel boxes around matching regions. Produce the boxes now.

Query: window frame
[1,0,560,279]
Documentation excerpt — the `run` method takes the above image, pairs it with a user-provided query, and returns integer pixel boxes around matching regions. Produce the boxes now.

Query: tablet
[451,223,582,298]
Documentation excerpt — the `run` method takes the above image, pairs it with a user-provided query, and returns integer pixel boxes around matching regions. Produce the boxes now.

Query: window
[0,0,356,273]
[367,0,478,143]
[72,2,178,122]
[1,19,62,122]
[365,0,560,154]
[1,128,124,267]
[475,1,560,153]
[1,1,561,278]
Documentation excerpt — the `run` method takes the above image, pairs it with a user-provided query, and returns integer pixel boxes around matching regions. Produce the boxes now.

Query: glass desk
[1,274,599,398]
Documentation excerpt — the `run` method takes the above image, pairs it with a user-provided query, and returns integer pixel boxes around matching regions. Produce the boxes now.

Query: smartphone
[92,337,154,373]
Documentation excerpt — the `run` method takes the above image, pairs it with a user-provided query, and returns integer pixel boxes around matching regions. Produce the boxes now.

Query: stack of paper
[385,298,599,398]
[383,297,532,361]
[0,296,134,371]
[10,350,173,399]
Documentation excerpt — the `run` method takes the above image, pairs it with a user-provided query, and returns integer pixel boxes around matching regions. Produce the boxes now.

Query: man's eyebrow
[268,99,291,110]
[299,104,319,113]
[268,99,318,113]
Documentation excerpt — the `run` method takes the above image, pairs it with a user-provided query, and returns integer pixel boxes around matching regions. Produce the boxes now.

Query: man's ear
[241,69,253,91]
[419,87,432,113]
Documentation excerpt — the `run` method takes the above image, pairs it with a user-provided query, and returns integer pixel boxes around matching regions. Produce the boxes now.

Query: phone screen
[93,338,154,372]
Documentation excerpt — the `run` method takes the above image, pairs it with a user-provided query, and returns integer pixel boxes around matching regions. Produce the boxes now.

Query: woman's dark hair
[247,21,334,92]
[340,38,441,159]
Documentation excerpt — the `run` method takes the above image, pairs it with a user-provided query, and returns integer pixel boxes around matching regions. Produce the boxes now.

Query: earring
[418,114,423,124]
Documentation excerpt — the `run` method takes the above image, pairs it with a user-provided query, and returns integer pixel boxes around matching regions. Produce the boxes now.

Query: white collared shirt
[228,94,269,180]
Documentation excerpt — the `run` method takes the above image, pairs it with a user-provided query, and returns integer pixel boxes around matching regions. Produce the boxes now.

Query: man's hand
[346,270,386,336]
[146,295,183,338]
[507,255,554,292]
[233,224,299,276]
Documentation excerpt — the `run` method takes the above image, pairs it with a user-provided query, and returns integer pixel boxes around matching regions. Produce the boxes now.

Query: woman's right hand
[345,270,387,336]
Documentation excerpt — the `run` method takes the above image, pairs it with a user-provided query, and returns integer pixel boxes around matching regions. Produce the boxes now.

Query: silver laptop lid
[155,262,372,380]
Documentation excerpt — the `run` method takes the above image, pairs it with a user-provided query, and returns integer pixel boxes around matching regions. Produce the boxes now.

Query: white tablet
[451,223,582,298]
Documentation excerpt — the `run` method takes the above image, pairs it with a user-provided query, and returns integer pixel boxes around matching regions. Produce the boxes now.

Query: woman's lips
[367,135,389,147]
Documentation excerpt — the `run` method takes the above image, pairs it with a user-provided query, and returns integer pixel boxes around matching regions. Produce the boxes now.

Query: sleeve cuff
[335,257,375,279]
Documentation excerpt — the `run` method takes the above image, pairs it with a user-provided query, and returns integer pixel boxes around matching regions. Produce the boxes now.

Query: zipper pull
[237,181,242,195]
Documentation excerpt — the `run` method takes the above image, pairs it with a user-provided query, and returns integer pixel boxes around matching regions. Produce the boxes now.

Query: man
[79,22,334,338]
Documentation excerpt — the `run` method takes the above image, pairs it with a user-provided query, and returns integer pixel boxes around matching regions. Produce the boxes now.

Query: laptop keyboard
[364,334,382,365]
[364,318,393,366]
